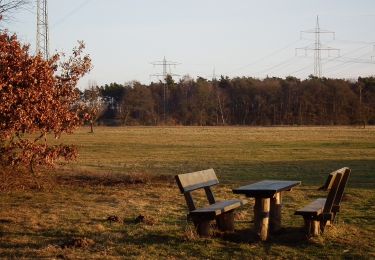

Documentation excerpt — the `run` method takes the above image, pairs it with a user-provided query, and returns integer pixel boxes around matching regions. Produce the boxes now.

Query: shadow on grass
[220,226,308,246]
[55,172,174,187]
[214,159,375,188]
[0,230,70,258]
[52,159,375,190]
[0,227,115,258]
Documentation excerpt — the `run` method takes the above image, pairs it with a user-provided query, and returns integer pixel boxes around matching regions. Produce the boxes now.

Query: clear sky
[4,0,375,89]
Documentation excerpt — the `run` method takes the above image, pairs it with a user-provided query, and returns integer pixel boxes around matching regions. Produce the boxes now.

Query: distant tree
[358,77,375,127]
[0,31,91,174]
[149,81,165,124]
[100,82,126,108]
[94,75,375,127]
[120,82,156,125]
[83,82,106,133]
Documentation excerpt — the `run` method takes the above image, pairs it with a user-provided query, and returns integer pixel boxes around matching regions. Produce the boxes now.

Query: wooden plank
[332,168,350,212]
[295,198,326,217]
[319,167,349,191]
[183,192,196,211]
[204,186,216,204]
[318,172,336,191]
[323,172,343,213]
[175,169,219,193]
[189,199,247,217]
[233,180,301,197]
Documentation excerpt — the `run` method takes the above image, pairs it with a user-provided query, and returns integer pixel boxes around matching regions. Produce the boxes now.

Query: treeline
[91,75,375,126]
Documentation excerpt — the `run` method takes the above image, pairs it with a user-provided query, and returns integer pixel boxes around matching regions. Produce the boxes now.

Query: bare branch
[0,0,30,22]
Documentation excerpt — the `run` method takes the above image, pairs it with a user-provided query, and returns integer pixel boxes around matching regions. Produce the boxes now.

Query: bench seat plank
[189,199,247,218]
[295,198,326,217]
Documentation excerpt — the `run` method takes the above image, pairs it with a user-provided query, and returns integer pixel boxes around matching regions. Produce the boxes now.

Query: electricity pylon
[150,56,180,80]
[36,0,49,60]
[150,57,180,122]
[296,16,340,77]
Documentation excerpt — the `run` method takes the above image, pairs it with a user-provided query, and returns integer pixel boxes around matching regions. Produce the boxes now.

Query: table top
[232,180,301,197]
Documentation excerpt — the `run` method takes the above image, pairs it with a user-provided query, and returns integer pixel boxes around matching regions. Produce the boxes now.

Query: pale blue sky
[5,0,375,89]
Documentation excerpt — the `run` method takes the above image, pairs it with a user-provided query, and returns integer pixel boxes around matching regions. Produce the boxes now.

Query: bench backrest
[332,167,351,212]
[175,169,219,211]
[175,168,219,193]
[319,167,349,191]
[323,172,343,214]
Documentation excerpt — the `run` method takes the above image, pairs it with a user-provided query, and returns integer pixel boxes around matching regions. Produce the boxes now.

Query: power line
[291,43,370,76]
[254,56,298,76]
[323,47,374,73]
[51,0,93,29]
[334,39,375,45]
[324,52,375,75]
[296,16,340,77]
[229,38,302,74]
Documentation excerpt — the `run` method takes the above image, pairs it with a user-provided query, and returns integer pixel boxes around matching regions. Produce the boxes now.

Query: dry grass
[1,179,373,259]
[0,126,374,259]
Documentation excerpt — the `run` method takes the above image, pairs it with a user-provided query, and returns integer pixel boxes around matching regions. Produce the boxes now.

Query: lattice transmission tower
[296,16,340,77]
[150,56,180,80]
[36,0,49,59]
[150,57,180,122]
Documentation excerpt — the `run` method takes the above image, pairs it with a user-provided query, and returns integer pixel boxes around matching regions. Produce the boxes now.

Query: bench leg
[320,220,329,233]
[193,220,211,237]
[254,197,270,241]
[216,210,235,232]
[303,217,320,237]
[270,192,282,233]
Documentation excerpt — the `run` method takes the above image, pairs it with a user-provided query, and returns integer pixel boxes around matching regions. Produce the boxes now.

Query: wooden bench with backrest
[175,169,247,237]
[295,167,351,236]
[319,167,351,222]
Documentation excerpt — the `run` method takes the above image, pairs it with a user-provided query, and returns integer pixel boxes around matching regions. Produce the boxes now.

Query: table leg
[254,197,270,241]
[270,192,282,233]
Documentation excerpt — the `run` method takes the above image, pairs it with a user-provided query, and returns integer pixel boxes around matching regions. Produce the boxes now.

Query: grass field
[1,126,374,259]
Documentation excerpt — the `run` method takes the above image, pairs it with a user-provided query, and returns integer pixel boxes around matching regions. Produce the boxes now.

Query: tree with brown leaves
[0,30,91,173]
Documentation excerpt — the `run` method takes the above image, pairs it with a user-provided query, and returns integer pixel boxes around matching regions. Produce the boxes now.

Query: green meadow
[1,126,374,259]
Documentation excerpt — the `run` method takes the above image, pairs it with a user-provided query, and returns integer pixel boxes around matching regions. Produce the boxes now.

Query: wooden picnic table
[233,180,301,241]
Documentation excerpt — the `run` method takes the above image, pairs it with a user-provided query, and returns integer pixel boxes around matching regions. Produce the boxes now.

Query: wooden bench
[317,167,351,223]
[175,169,247,237]
[295,167,351,236]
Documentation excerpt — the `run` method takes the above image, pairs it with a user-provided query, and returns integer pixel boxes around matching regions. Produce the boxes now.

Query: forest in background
[87,75,375,126]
